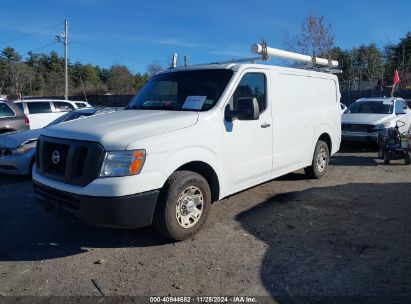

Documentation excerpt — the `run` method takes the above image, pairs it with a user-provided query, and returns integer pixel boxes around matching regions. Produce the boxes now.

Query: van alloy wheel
[316,148,328,173]
[153,171,211,241]
[176,186,204,228]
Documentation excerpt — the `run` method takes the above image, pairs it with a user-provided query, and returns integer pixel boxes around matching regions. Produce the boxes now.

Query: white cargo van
[33,46,341,240]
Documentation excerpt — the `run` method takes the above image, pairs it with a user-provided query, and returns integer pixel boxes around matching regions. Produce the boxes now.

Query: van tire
[153,171,211,241]
[305,140,329,179]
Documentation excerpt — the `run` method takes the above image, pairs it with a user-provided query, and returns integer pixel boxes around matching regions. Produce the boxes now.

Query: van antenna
[170,53,177,68]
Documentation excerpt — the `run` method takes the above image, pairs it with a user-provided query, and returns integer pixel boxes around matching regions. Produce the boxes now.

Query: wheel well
[176,161,220,203]
[318,133,332,153]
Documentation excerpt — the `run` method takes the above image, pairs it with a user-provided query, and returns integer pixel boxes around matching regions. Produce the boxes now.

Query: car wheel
[304,140,329,179]
[153,171,211,241]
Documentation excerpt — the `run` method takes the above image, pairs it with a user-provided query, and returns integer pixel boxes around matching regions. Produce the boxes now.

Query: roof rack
[171,40,342,74]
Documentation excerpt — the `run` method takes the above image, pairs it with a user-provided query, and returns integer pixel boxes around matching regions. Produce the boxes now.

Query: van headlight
[100,150,146,177]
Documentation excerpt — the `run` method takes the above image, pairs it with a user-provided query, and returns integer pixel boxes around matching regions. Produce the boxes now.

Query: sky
[0,0,410,73]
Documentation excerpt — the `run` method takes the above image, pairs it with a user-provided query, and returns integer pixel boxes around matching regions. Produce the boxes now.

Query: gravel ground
[0,144,410,303]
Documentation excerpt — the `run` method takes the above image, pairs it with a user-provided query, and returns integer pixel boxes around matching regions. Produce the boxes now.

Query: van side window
[27,102,52,114]
[233,73,266,112]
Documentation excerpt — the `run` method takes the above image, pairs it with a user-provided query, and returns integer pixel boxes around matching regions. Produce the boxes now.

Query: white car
[14,99,91,129]
[342,97,411,142]
[33,62,341,241]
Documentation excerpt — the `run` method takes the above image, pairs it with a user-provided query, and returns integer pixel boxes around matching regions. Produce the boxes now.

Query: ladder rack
[170,40,342,74]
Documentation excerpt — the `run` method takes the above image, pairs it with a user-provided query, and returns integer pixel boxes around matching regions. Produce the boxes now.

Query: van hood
[342,113,392,125]
[42,110,199,150]
[0,129,42,148]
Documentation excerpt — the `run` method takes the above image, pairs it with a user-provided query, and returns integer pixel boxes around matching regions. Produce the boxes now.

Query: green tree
[107,65,136,94]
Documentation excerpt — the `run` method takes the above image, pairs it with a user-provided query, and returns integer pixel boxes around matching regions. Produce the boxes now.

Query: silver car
[342,97,411,142]
[0,100,30,133]
[0,107,115,175]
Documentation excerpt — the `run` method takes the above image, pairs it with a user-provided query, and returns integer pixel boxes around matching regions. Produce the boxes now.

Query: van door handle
[261,122,271,128]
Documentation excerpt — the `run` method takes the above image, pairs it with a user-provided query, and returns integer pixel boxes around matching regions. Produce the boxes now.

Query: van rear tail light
[24,117,30,126]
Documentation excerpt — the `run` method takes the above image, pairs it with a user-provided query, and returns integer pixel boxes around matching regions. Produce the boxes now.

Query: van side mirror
[225,97,259,121]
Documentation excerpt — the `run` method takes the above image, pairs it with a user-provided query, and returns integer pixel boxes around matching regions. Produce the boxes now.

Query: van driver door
[222,70,273,195]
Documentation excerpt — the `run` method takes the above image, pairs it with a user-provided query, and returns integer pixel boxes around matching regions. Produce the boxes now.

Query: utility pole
[56,20,69,99]
[64,19,68,100]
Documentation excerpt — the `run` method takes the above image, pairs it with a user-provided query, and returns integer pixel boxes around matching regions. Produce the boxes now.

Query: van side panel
[309,77,341,156]
[270,71,314,174]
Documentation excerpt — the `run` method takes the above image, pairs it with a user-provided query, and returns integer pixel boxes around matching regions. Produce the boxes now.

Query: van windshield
[126,69,233,111]
[346,101,393,114]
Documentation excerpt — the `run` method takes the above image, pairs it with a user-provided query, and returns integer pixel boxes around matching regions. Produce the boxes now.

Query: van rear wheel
[305,140,329,179]
[153,171,211,241]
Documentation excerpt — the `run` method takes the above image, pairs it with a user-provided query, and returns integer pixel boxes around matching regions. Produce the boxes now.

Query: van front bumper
[33,181,160,228]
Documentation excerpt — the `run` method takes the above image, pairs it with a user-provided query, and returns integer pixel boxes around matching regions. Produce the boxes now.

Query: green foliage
[0,48,158,97]
[330,33,411,91]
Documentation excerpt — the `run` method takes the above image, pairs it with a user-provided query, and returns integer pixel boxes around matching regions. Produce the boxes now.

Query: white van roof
[162,63,338,79]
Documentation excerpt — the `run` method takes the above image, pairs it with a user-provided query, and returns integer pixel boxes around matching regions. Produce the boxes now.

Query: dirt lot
[0,144,411,302]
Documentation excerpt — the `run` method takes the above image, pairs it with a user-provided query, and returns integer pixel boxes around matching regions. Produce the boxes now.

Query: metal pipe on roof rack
[251,44,339,67]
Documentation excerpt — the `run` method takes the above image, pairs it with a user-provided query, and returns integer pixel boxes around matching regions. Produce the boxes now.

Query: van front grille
[36,135,105,187]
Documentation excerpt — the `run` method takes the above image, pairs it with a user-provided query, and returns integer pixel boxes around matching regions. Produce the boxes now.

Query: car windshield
[346,101,393,114]
[126,69,233,111]
[46,111,95,127]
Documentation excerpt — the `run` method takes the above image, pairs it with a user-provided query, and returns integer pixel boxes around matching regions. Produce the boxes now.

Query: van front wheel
[153,171,211,241]
[305,140,330,179]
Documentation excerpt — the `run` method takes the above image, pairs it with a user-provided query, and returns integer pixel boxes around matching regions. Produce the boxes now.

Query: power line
[28,41,58,53]
[0,22,62,45]
[72,41,148,65]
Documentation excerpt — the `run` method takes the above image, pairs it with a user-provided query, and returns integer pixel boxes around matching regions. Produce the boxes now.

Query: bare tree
[147,62,163,77]
[284,13,335,58]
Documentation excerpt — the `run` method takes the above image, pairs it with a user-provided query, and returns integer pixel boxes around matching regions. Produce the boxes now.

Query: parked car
[0,100,30,134]
[33,62,341,241]
[406,99,411,109]
[75,101,92,108]
[340,103,347,114]
[13,99,91,130]
[0,107,114,175]
[341,97,411,142]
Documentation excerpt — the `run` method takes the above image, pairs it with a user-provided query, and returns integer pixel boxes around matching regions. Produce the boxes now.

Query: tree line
[0,47,163,97]
[332,34,411,91]
[286,14,411,92]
